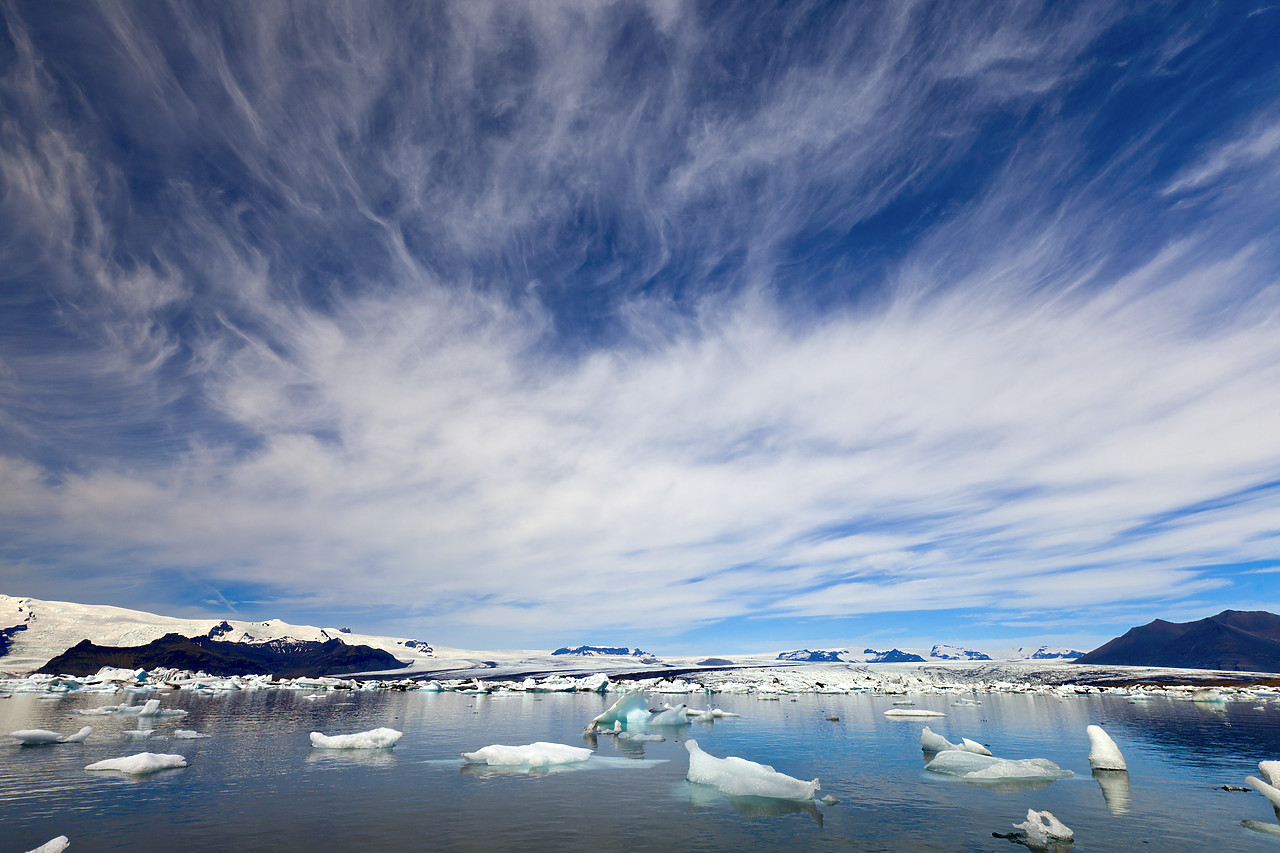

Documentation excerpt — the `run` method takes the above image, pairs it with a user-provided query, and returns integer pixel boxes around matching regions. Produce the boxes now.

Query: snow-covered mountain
[773,644,1085,665]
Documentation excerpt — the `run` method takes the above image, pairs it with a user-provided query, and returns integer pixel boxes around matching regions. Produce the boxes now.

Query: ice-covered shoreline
[3,659,1277,702]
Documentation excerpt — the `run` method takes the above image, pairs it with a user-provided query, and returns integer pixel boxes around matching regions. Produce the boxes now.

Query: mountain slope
[1076,610,1280,671]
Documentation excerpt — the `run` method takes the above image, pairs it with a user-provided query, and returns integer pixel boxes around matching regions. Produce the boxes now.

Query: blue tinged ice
[584,689,650,732]
[309,728,402,749]
[461,742,592,767]
[648,704,691,726]
[684,739,819,801]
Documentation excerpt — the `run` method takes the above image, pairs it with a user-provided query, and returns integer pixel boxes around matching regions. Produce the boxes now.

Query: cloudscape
[1,1,1278,653]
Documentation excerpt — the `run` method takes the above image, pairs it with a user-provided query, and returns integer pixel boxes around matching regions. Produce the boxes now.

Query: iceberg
[925,750,1073,783]
[25,837,69,853]
[920,727,991,755]
[1013,809,1073,848]
[1261,760,1280,786]
[85,752,188,774]
[461,742,592,767]
[172,730,210,739]
[584,689,650,733]
[1086,724,1126,770]
[684,739,819,801]
[309,728,402,749]
[884,709,945,717]
[649,704,691,727]
[9,726,91,745]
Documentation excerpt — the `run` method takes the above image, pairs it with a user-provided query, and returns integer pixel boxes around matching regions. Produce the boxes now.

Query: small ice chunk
[649,704,691,726]
[172,730,210,739]
[1246,774,1280,808]
[309,728,402,749]
[960,737,992,756]
[1013,809,1073,848]
[85,752,188,774]
[1086,725,1126,770]
[1260,760,1280,786]
[925,750,1073,783]
[25,836,70,853]
[921,726,957,752]
[9,727,92,745]
[684,739,819,801]
[585,689,649,733]
[137,699,161,716]
[884,709,945,717]
[461,742,592,766]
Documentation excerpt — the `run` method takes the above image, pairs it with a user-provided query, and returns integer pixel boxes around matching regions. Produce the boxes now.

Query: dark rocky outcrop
[37,632,408,678]
[864,648,926,663]
[1076,610,1280,672]
[777,649,845,662]
[552,645,655,658]
[0,622,27,657]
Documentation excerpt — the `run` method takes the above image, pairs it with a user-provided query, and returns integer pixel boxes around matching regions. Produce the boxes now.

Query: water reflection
[1093,769,1131,815]
[686,782,823,826]
[305,749,398,769]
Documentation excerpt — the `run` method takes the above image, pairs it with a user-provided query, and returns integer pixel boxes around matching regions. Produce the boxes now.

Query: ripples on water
[3,689,1280,850]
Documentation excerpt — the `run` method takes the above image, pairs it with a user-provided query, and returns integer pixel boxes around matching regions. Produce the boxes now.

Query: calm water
[3,688,1280,851]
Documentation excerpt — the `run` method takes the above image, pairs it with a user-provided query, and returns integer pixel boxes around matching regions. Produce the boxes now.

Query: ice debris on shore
[9,726,91,745]
[25,836,70,853]
[461,742,592,767]
[309,728,402,749]
[919,726,990,755]
[85,752,188,774]
[1086,725,1126,771]
[1013,809,1073,848]
[925,750,1072,783]
[684,739,819,800]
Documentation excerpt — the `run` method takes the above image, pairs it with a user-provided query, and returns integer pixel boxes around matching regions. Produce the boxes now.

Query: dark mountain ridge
[38,632,409,678]
[1076,610,1280,672]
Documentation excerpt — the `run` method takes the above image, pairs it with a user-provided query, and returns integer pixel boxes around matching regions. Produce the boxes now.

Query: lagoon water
[3,688,1280,851]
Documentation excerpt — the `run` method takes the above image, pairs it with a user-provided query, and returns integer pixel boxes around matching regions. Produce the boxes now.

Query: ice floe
[85,752,188,774]
[684,739,819,800]
[25,837,70,853]
[9,726,91,745]
[648,703,691,726]
[1086,724,1126,770]
[461,742,592,767]
[584,689,650,733]
[925,750,1073,783]
[172,730,210,739]
[309,728,402,749]
[884,709,945,717]
[1013,809,1073,848]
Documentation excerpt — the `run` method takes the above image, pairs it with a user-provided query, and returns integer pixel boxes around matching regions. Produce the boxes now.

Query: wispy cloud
[1,1,1278,648]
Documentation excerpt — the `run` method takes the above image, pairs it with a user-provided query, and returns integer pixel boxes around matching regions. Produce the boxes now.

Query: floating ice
[1243,819,1280,838]
[960,738,992,756]
[1086,725,1126,770]
[649,704,691,726]
[884,709,945,717]
[85,752,188,774]
[1260,760,1280,786]
[925,750,1072,783]
[618,732,664,742]
[25,836,69,853]
[1013,809,1073,848]
[9,726,91,745]
[684,739,819,801]
[919,727,990,755]
[309,728,402,749]
[1247,773,1280,808]
[461,742,592,767]
[137,699,160,716]
[584,689,650,733]
[172,730,210,739]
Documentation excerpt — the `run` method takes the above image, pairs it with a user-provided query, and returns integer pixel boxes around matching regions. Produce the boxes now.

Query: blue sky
[2,1,1279,654]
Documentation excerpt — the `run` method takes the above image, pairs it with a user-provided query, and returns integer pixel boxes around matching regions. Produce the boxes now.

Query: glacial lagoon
[4,687,1280,851]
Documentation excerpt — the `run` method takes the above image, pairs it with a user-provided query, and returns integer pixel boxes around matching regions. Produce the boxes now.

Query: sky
[1,1,1279,655]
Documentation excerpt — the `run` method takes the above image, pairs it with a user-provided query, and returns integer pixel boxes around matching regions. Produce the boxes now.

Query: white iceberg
[25,837,69,853]
[309,728,402,749]
[925,750,1073,783]
[585,689,650,733]
[920,727,991,755]
[649,704,691,726]
[10,726,91,745]
[172,730,210,739]
[461,742,592,767]
[684,739,819,801]
[1086,724,1126,770]
[1247,773,1280,808]
[1261,760,1280,786]
[85,752,188,774]
[1014,809,1073,848]
[884,709,945,717]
